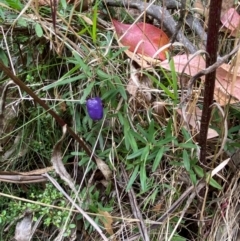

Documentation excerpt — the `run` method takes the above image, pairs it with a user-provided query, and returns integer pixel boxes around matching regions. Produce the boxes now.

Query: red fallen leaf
[160,54,240,105]
[221,8,240,36]
[112,19,169,61]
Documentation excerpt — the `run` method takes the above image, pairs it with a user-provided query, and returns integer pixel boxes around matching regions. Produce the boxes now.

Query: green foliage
[35,23,44,37]
[0,183,72,237]
[170,127,222,189]
[1,0,23,11]
[126,118,174,192]
[0,48,8,67]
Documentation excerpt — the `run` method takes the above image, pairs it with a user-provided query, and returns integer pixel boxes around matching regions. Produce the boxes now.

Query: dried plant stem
[198,0,223,164]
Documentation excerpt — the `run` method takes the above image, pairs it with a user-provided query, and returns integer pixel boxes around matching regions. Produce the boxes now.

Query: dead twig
[121,165,150,241]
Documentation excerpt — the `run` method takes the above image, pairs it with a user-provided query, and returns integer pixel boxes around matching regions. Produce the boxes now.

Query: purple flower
[86,97,103,120]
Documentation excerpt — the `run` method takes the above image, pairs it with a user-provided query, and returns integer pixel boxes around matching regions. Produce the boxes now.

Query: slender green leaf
[155,136,175,146]
[110,47,128,59]
[136,124,148,137]
[165,119,172,139]
[128,131,138,151]
[147,120,155,142]
[117,112,124,126]
[140,146,149,162]
[126,165,139,191]
[97,69,112,80]
[193,165,222,190]
[183,150,190,171]
[178,143,197,149]
[5,0,23,10]
[189,170,197,185]
[193,165,204,178]
[92,3,98,43]
[60,0,67,9]
[72,51,92,77]
[206,174,222,190]
[114,76,127,100]
[131,130,147,144]
[145,72,176,100]
[101,89,118,100]
[140,164,147,191]
[152,146,165,172]
[127,148,144,160]
[172,235,186,241]
[0,48,8,66]
[143,187,159,210]
[17,18,27,27]
[124,120,130,150]
[157,81,175,99]
[181,127,191,140]
[35,23,43,37]
[43,73,86,90]
[79,81,95,104]
[118,86,127,100]
[169,58,178,103]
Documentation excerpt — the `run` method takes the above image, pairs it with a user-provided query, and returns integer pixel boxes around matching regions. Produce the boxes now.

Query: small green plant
[0,183,74,238]
[125,118,175,192]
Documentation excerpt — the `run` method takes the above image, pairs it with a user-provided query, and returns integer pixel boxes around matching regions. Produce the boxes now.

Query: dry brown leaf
[221,63,240,76]
[98,210,114,237]
[127,64,140,97]
[126,78,138,97]
[127,64,152,101]
[197,0,235,16]
[95,157,112,181]
[38,0,51,6]
[161,54,206,77]
[14,210,33,241]
[51,125,79,194]
[177,108,219,139]
[80,14,93,25]
[214,87,238,106]
[193,0,208,16]
[51,125,72,182]
[152,202,163,212]
[140,74,152,102]
[152,101,169,118]
[221,0,235,14]
[215,65,240,102]
[221,8,240,36]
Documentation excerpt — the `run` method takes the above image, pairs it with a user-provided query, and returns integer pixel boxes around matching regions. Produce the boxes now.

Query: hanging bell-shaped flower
[86,97,103,120]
